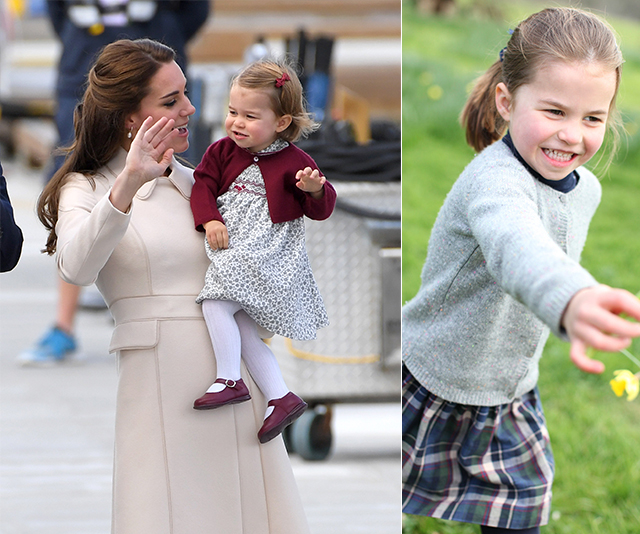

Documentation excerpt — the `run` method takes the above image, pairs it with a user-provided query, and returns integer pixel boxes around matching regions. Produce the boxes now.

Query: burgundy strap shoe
[258,392,308,444]
[193,378,251,410]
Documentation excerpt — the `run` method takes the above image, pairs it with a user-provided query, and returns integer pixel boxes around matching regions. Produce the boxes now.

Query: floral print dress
[196,139,328,340]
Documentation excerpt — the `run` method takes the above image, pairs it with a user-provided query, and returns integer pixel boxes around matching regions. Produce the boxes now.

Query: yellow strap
[283,338,380,365]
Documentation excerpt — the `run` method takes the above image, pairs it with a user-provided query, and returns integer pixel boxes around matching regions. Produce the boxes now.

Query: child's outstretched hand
[203,220,229,250]
[562,285,640,374]
[296,167,326,199]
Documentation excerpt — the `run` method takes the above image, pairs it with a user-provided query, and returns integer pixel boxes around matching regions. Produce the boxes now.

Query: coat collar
[105,148,194,201]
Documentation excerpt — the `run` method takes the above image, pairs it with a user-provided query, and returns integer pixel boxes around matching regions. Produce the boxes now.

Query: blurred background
[402,0,640,533]
[0,1,401,533]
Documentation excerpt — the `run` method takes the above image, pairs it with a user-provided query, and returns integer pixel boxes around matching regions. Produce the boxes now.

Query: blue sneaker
[18,326,78,366]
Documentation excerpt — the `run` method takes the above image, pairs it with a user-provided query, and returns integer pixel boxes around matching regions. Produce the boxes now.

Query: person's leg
[45,95,76,183]
[232,310,307,443]
[234,309,289,402]
[201,299,243,383]
[56,277,81,334]
[480,525,540,534]
[194,300,250,409]
[17,277,79,365]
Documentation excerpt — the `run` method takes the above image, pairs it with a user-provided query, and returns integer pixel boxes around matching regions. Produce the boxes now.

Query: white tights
[201,299,289,402]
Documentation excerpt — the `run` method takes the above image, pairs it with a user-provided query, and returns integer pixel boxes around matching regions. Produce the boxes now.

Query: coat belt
[109,295,202,325]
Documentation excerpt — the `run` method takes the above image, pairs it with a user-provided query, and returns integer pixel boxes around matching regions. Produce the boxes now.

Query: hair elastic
[500,29,514,62]
[275,72,290,88]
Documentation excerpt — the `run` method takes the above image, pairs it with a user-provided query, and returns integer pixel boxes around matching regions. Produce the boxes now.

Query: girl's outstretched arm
[562,285,640,373]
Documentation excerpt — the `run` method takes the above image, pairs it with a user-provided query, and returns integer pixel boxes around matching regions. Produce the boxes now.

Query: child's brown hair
[460,7,623,160]
[232,58,318,142]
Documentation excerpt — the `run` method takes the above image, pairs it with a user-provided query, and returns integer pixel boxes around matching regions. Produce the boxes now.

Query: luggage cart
[272,179,401,461]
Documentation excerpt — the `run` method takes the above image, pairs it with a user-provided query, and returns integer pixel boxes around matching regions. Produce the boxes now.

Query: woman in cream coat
[37,39,310,534]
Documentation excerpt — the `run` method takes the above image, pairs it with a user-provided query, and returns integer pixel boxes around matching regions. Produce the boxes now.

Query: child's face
[225,85,291,153]
[495,60,617,181]
[127,61,195,155]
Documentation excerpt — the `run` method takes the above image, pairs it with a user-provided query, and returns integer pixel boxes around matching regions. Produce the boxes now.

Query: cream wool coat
[56,149,310,534]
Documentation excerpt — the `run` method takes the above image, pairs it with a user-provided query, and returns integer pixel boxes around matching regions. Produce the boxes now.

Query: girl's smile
[543,148,576,163]
[496,60,617,181]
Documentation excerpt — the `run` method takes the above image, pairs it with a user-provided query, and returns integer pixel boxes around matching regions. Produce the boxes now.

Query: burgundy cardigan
[191,137,336,231]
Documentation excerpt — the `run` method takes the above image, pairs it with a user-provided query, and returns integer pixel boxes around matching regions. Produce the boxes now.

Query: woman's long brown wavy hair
[460,7,623,159]
[38,38,176,255]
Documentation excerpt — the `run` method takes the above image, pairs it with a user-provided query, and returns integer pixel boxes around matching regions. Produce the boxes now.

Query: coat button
[559,195,566,203]
[254,156,259,162]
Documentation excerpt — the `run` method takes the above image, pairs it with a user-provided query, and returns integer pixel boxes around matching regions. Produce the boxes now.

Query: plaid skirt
[402,366,554,529]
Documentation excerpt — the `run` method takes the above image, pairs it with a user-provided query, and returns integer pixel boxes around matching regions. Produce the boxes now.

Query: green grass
[402,1,640,533]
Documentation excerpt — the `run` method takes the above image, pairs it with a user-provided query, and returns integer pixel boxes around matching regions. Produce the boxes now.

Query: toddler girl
[402,8,640,533]
[190,59,336,444]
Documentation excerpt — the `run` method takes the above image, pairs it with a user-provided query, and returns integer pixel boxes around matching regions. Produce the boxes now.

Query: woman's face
[126,61,196,154]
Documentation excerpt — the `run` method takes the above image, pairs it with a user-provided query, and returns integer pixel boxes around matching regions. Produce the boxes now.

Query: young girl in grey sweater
[402,8,640,534]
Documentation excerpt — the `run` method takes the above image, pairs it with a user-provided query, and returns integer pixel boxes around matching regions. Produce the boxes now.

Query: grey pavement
[0,155,402,534]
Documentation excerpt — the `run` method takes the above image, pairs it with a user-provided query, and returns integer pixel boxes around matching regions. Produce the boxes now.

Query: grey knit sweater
[402,140,600,406]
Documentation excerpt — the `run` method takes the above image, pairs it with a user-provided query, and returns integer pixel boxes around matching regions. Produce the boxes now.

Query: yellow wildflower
[427,85,443,101]
[610,370,640,401]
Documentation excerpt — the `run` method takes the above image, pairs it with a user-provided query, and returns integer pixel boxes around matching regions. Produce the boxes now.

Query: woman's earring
[127,128,133,139]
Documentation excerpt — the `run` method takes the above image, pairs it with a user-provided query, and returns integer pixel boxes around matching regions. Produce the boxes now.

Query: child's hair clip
[275,73,290,88]
[499,30,514,62]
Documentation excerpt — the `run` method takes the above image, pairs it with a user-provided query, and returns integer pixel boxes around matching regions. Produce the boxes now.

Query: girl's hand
[296,167,326,199]
[109,116,179,212]
[203,220,229,250]
[562,285,640,374]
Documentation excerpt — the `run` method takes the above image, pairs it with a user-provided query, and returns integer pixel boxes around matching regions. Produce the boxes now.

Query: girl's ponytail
[460,60,505,153]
